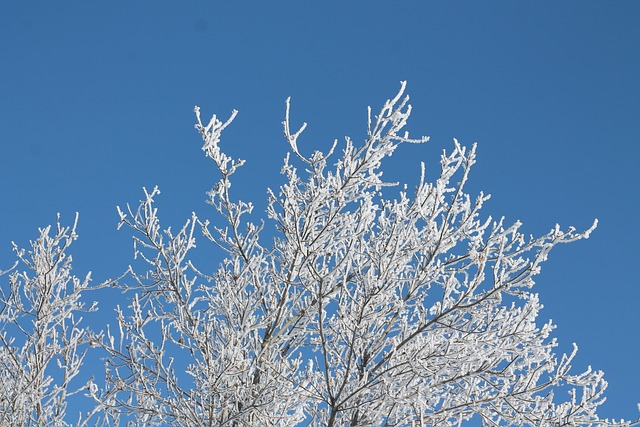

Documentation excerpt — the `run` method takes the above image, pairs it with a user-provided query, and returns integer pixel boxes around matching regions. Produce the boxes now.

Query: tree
[1,83,637,426]
[0,215,100,426]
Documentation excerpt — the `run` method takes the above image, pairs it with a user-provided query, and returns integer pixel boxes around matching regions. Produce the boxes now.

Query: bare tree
[2,84,637,426]
[0,214,101,426]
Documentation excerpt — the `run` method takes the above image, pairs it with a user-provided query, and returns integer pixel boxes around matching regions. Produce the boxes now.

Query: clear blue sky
[1,1,638,421]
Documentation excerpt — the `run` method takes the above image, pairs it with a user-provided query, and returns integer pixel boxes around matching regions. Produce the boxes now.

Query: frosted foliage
[1,84,637,426]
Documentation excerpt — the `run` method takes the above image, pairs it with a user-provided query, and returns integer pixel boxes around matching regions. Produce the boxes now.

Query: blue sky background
[1,1,639,422]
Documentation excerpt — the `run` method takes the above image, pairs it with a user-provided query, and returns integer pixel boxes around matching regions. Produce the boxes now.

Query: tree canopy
[1,84,636,426]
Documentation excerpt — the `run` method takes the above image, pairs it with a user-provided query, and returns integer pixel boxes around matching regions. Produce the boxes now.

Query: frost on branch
[24,84,633,426]
[0,214,101,426]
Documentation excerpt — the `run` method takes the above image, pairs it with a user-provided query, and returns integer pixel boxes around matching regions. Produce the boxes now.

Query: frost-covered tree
[0,215,101,426]
[1,83,637,426]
